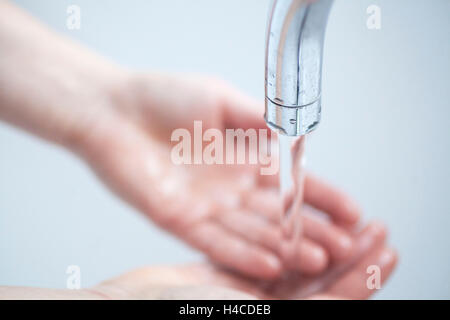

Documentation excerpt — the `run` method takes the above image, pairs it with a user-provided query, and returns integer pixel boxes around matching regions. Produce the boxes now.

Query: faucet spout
[265,0,333,136]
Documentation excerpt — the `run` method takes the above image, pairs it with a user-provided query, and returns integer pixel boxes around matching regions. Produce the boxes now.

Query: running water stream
[261,134,307,298]
[278,134,306,270]
[262,134,309,298]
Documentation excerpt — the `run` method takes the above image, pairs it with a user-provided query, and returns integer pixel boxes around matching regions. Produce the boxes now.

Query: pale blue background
[1,0,449,299]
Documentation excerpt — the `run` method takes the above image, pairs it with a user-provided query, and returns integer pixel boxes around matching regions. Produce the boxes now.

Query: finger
[217,211,328,275]
[244,189,305,226]
[243,189,283,222]
[244,191,355,262]
[333,221,388,269]
[294,239,329,275]
[325,247,398,300]
[256,173,361,225]
[304,174,361,225]
[184,221,282,280]
[295,221,388,299]
[302,212,354,261]
[216,210,281,252]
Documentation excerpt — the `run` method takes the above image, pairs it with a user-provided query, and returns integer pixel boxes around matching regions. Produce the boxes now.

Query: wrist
[64,66,134,155]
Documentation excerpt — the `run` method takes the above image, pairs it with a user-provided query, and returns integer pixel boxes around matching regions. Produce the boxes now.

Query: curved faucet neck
[265,0,333,136]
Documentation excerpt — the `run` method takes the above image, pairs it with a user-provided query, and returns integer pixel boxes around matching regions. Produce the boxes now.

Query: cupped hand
[77,73,362,279]
[90,222,397,300]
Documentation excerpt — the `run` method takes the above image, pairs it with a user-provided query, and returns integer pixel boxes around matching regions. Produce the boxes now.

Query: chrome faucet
[265,0,333,136]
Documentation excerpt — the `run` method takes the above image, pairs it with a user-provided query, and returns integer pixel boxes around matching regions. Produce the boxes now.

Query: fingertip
[354,221,388,257]
[299,245,329,275]
[259,254,283,279]
[267,253,283,272]
[369,247,398,290]
[379,247,398,269]
[310,246,329,274]
[367,220,388,240]
[341,197,361,225]
[229,250,282,280]
[335,234,354,260]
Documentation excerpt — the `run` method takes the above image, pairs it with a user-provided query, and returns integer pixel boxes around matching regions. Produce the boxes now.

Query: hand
[77,73,362,279]
[89,221,397,300]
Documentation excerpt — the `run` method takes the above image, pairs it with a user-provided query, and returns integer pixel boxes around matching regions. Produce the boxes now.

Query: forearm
[0,1,127,149]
